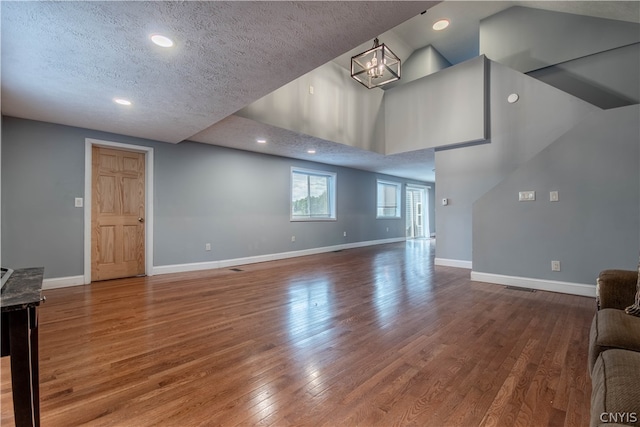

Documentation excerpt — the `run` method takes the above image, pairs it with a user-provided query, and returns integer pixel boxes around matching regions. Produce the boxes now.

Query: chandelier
[351,38,401,89]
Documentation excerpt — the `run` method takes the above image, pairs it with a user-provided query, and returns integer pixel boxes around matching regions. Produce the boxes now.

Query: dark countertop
[1,267,44,312]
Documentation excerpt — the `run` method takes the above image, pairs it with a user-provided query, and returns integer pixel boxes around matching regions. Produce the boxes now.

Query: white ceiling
[2,1,638,183]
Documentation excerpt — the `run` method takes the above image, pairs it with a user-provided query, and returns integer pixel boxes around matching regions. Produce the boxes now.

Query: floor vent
[505,286,536,292]
[230,268,244,272]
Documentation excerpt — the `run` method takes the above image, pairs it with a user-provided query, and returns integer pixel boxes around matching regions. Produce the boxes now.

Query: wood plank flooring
[1,240,594,426]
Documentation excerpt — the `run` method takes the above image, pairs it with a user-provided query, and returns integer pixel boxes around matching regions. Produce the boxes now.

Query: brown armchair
[596,269,638,310]
[589,267,640,427]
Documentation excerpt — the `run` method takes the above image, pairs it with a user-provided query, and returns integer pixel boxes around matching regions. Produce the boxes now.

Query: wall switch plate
[551,260,561,271]
[74,197,83,207]
[309,85,314,95]
[205,243,211,251]
[518,191,536,201]
[550,191,559,202]
[442,198,448,206]
[291,236,296,242]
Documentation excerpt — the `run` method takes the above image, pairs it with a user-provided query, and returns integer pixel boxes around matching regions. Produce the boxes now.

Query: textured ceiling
[2,1,637,183]
[1,1,429,143]
[192,115,436,182]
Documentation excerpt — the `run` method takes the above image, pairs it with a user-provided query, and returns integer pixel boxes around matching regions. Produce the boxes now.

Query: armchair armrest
[596,269,638,310]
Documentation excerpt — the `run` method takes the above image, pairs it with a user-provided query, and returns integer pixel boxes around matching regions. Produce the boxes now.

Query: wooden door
[92,146,145,281]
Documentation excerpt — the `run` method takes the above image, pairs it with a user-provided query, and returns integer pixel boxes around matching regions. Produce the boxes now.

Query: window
[377,180,401,218]
[291,168,336,221]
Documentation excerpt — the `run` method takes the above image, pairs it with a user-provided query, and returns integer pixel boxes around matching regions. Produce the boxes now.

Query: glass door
[406,186,429,239]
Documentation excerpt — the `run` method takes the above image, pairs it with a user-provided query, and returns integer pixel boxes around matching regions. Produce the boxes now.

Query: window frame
[290,167,337,222]
[376,179,402,219]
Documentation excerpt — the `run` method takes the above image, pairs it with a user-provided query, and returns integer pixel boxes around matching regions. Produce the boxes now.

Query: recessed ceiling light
[307,149,316,154]
[256,139,267,144]
[432,19,450,31]
[150,34,174,48]
[113,98,132,106]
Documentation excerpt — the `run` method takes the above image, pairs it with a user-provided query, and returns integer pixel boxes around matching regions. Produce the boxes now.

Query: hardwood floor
[1,240,594,426]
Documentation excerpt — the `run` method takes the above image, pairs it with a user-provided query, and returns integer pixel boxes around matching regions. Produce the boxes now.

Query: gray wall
[383,44,451,90]
[2,119,85,278]
[480,6,640,73]
[384,55,487,154]
[1,116,429,279]
[435,59,599,263]
[237,61,386,154]
[473,105,639,283]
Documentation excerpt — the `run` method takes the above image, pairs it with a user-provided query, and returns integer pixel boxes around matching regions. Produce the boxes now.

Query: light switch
[550,191,559,202]
[74,197,84,207]
[518,191,535,201]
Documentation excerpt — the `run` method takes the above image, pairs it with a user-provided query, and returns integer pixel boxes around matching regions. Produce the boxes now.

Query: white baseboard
[43,275,85,290]
[470,271,596,297]
[435,258,473,269]
[153,237,407,276]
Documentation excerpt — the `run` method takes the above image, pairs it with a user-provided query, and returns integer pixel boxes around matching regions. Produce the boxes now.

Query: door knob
[138,217,144,223]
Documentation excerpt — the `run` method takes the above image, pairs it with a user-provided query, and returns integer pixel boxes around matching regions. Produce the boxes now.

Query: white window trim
[290,167,337,221]
[376,179,402,219]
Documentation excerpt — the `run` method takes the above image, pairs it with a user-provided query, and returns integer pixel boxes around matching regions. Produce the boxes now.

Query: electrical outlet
[205,243,211,251]
[343,231,347,237]
[309,85,314,95]
[550,191,559,202]
[551,260,561,272]
[291,236,296,242]
[74,197,83,208]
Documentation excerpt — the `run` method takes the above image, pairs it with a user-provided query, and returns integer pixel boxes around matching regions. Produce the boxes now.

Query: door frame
[84,138,154,285]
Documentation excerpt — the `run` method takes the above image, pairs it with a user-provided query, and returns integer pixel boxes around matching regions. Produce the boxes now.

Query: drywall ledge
[384,55,488,154]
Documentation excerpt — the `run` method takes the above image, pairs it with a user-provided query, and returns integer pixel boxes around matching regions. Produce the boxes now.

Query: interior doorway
[84,138,154,285]
[91,146,146,281]
[406,185,430,239]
